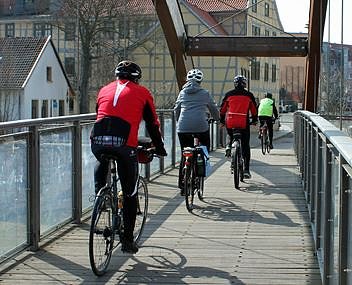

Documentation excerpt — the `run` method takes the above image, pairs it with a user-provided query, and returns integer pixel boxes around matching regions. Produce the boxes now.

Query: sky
[275,0,352,45]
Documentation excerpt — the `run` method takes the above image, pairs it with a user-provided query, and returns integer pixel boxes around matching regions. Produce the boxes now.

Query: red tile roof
[0,37,48,88]
[186,0,248,12]
[185,2,228,35]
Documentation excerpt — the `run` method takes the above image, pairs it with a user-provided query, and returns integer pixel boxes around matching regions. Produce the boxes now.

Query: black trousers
[177,130,210,189]
[259,116,274,144]
[91,143,138,242]
[226,127,251,171]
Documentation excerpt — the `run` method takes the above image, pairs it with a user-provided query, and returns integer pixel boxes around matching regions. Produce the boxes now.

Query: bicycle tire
[266,136,271,153]
[134,176,148,243]
[184,166,194,212]
[261,131,266,155]
[89,192,115,276]
[197,176,204,201]
[232,143,240,189]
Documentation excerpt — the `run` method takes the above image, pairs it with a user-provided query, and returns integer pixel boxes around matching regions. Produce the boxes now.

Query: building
[319,42,352,114]
[0,36,74,121]
[0,0,286,111]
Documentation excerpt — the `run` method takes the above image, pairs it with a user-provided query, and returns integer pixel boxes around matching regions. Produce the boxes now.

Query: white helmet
[186,69,203,82]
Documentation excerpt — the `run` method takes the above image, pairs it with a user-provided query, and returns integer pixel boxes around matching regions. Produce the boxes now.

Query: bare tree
[52,0,126,113]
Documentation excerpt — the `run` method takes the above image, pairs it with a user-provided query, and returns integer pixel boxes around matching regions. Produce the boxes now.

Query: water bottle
[196,153,204,176]
[118,191,123,209]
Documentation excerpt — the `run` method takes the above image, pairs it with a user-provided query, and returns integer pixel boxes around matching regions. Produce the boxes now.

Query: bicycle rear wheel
[266,136,271,153]
[89,191,115,276]
[232,144,240,189]
[197,176,204,201]
[184,166,194,212]
[261,132,266,155]
[134,176,148,243]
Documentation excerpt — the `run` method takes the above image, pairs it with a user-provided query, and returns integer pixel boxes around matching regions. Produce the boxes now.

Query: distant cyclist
[174,68,219,195]
[90,60,167,254]
[258,92,278,149]
[220,75,257,179]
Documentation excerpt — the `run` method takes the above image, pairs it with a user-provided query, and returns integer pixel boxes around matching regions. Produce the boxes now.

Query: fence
[294,110,352,285]
[0,110,222,263]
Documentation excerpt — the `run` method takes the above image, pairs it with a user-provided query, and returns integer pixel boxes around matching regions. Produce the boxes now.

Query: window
[64,57,75,76]
[252,25,260,36]
[252,0,257,12]
[118,19,130,39]
[265,3,270,17]
[46,66,52,82]
[32,100,39,119]
[272,64,277,82]
[264,63,269,81]
[59,100,65,116]
[103,21,114,40]
[272,31,277,37]
[5,23,15,37]
[33,23,52,37]
[41,100,48,118]
[251,60,260,80]
[65,23,76,41]
[265,30,270,37]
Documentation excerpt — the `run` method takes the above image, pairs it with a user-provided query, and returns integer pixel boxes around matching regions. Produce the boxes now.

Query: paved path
[0,127,321,284]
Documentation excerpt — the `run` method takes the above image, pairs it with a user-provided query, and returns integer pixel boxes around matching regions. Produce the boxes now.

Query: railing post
[339,162,350,285]
[159,112,165,174]
[172,111,176,167]
[73,121,82,224]
[323,145,333,284]
[28,126,40,251]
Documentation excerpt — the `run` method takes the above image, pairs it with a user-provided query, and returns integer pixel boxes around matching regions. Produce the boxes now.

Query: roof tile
[0,37,47,88]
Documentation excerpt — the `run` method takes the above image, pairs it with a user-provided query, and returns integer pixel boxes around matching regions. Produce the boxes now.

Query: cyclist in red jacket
[90,60,167,254]
[220,75,257,179]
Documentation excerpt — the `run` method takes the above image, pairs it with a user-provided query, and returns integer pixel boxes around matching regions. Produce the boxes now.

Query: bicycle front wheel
[184,166,194,212]
[89,192,115,276]
[232,145,240,189]
[134,176,148,243]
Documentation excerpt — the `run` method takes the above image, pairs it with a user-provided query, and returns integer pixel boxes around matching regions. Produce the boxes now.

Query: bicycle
[89,138,154,276]
[229,130,245,189]
[259,120,270,155]
[181,136,205,212]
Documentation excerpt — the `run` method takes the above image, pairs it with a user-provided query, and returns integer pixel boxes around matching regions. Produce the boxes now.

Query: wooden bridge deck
[0,132,321,284]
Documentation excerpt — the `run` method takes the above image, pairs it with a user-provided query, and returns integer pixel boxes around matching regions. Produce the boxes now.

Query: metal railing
[0,110,221,263]
[294,110,352,285]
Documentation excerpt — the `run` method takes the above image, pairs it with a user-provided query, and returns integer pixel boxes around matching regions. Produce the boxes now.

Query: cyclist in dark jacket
[174,68,219,194]
[90,60,167,254]
[220,75,257,179]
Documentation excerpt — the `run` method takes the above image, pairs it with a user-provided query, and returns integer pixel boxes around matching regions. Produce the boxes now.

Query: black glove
[155,146,167,157]
[251,118,258,125]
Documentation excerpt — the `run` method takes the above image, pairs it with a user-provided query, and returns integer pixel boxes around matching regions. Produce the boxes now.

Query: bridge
[1,0,352,284]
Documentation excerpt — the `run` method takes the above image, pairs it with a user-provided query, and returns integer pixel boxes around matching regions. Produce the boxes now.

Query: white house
[0,36,74,121]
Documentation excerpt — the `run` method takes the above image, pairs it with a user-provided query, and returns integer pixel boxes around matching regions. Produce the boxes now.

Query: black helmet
[114,60,142,82]
[234,75,247,89]
[266,92,273,98]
